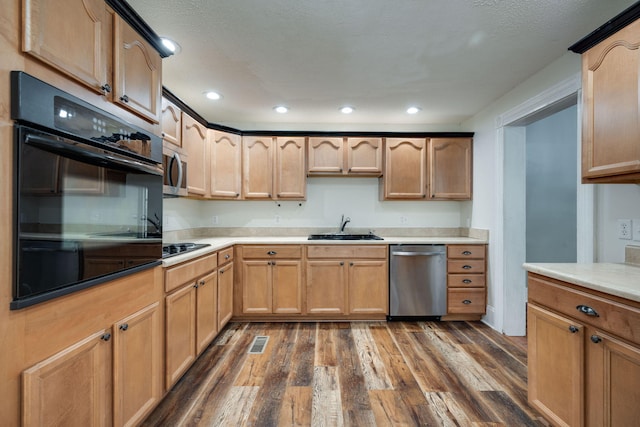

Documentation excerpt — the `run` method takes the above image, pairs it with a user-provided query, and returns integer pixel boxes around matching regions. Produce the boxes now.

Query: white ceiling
[128,0,636,130]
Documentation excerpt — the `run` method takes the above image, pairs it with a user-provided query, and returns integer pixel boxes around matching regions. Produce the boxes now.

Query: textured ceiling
[128,0,636,130]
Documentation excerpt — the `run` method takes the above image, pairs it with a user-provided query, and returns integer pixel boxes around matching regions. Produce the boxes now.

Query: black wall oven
[11,71,163,309]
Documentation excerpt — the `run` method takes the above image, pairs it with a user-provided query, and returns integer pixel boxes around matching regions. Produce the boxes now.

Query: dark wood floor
[142,321,545,426]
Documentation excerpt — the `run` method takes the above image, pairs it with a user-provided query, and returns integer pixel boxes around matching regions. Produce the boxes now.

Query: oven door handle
[25,134,163,176]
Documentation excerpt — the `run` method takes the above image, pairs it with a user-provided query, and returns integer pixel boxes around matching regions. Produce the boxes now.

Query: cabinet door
[161,98,182,147]
[243,136,274,199]
[210,130,242,198]
[113,303,162,427]
[528,303,584,427]
[348,260,388,314]
[182,114,209,196]
[307,137,344,174]
[347,137,382,175]
[275,137,306,199]
[23,329,112,427]
[242,260,272,314]
[165,283,197,390]
[196,271,218,355]
[306,260,347,314]
[272,260,303,314]
[113,16,161,123]
[586,329,640,427]
[22,0,110,94]
[428,138,472,200]
[60,159,105,194]
[383,138,427,199]
[217,261,234,330]
[582,19,640,181]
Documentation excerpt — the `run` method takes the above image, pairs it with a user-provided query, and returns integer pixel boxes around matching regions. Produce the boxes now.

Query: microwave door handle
[174,152,183,190]
[25,134,162,176]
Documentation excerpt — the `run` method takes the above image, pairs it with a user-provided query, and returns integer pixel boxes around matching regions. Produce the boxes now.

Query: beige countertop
[523,262,640,303]
[162,236,488,267]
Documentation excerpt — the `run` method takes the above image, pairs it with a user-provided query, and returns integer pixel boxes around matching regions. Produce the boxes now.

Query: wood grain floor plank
[350,322,392,390]
[279,386,313,427]
[480,390,545,427]
[315,322,338,367]
[234,324,274,387]
[368,389,418,426]
[288,323,316,387]
[210,386,259,426]
[312,366,344,426]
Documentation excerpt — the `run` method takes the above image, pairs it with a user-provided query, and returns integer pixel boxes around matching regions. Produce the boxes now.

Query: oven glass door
[14,125,163,306]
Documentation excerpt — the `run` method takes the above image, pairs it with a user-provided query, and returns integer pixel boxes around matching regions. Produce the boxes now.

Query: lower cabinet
[238,245,303,315]
[446,244,487,317]
[527,273,640,427]
[306,245,388,316]
[217,258,234,330]
[22,302,162,427]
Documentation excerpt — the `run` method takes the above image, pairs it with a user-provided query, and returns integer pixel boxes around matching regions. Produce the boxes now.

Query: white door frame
[493,73,594,335]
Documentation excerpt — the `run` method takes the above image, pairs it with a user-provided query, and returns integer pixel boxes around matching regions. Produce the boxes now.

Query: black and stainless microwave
[162,144,187,197]
[11,71,164,309]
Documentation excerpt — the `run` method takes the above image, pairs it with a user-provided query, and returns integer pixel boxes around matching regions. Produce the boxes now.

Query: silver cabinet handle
[576,305,599,317]
[462,251,472,255]
[590,335,602,344]
[462,265,472,269]
[267,251,277,255]
[462,279,472,284]
[391,251,442,256]
[462,300,472,305]
[569,325,579,333]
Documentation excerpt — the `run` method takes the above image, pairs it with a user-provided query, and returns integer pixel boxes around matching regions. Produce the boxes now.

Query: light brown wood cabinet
[306,245,388,316]
[161,97,182,147]
[429,138,472,200]
[22,302,162,427]
[307,137,382,176]
[581,18,640,183]
[527,273,640,426]
[242,136,306,200]
[182,114,209,196]
[113,16,161,123]
[217,247,234,330]
[22,0,112,96]
[381,138,427,199]
[164,252,218,389]
[238,245,303,315]
[446,244,486,317]
[22,0,162,123]
[209,130,242,199]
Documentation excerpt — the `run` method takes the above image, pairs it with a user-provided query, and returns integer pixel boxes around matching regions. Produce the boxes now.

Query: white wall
[596,184,640,261]
[164,178,470,231]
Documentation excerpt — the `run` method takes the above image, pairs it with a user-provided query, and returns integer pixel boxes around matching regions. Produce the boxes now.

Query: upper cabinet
[428,138,472,200]
[22,0,112,95]
[161,97,182,147]
[382,138,427,199]
[113,16,162,123]
[307,137,382,176]
[209,130,242,199]
[22,0,164,124]
[578,16,640,182]
[182,114,209,196]
[242,136,306,200]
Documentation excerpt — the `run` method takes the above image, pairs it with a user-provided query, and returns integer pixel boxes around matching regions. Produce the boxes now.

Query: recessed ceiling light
[340,106,354,114]
[274,106,289,114]
[161,37,181,54]
[205,91,222,100]
[406,106,421,114]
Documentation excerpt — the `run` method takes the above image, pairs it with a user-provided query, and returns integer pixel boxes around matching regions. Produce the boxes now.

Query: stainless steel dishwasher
[389,244,447,320]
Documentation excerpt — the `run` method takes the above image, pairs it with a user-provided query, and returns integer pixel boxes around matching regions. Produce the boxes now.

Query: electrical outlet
[275,215,281,224]
[211,215,219,225]
[618,219,632,240]
[400,216,408,224]
[633,219,640,242]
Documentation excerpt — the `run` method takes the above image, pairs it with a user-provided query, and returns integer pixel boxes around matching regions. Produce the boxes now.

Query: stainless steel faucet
[338,214,351,233]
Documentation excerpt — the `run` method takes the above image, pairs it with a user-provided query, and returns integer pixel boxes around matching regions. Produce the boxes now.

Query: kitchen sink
[307,233,384,241]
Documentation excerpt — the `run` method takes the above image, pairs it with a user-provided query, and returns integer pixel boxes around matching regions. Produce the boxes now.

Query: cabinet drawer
[447,244,486,259]
[447,260,485,274]
[447,274,486,288]
[306,245,387,259]
[241,245,302,259]
[165,253,217,293]
[448,289,486,314]
[528,274,640,346]
[218,247,233,265]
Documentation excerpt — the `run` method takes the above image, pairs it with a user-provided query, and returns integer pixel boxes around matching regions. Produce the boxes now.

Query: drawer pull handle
[119,323,129,331]
[568,325,579,333]
[267,251,277,255]
[462,265,472,269]
[101,333,111,341]
[590,335,602,344]
[462,299,472,305]
[462,279,472,284]
[576,305,599,317]
[120,94,129,103]
[225,254,230,259]
[462,251,472,255]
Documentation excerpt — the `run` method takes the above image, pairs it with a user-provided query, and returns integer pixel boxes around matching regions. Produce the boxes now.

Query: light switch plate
[632,219,640,242]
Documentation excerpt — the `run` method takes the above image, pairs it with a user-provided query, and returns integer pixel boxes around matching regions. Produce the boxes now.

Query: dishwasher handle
[391,251,444,256]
